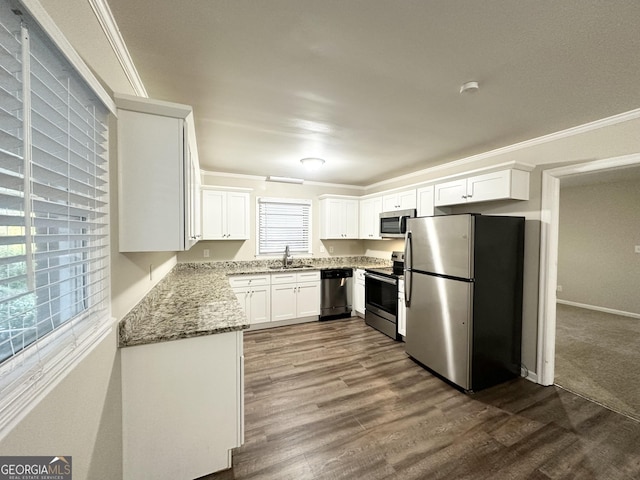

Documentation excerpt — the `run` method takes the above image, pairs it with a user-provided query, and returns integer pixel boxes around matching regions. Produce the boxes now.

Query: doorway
[536,152,640,389]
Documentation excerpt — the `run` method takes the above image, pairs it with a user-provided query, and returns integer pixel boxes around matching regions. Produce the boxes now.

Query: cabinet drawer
[228,274,271,288]
[271,272,298,284]
[296,271,321,283]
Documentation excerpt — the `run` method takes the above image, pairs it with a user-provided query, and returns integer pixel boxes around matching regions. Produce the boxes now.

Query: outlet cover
[203,249,210,258]
[635,245,640,254]
[329,246,334,253]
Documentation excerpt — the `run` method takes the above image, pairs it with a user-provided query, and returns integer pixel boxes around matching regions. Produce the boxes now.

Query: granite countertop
[118,256,390,348]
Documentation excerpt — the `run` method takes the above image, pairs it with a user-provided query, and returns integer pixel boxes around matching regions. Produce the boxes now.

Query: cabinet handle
[461,195,467,199]
[467,194,473,198]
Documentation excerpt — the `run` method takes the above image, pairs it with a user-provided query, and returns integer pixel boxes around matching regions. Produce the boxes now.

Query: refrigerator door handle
[404,231,412,307]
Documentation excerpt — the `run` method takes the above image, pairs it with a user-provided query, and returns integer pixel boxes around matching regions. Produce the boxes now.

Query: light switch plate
[635,245,640,254]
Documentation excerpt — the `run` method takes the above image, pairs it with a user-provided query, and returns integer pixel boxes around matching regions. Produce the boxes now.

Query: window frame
[0,0,115,435]
[255,197,313,257]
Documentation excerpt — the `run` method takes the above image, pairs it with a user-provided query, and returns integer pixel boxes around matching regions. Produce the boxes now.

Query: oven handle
[364,273,398,285]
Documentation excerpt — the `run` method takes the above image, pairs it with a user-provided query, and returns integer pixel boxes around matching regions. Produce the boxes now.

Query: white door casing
[536,152,640,386]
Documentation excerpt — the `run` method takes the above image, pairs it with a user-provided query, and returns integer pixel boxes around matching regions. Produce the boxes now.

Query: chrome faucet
[283,245,293,268]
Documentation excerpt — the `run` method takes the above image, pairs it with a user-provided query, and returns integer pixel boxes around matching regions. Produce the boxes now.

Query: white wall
[177,173,391,262]
[558,178,640,314]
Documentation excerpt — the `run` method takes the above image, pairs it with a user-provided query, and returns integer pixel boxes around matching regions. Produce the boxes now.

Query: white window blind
[257,197,311,255]
[0,1,110,427]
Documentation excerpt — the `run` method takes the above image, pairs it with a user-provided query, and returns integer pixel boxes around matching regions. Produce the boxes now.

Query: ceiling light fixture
[266,175,304,184]
[459,81,479,94]
[300,157,325,169]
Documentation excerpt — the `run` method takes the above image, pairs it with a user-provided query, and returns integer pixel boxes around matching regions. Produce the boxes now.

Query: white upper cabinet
[434,169,530,207]
[319,196,359,239]
[382,189,417,211]
[115,93,201,252]
[416,185,435,217]
[201,188,251,240]
[359,196,383,239]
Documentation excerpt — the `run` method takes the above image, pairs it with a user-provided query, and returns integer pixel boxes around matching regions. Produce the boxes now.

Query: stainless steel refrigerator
[404,214,524,392]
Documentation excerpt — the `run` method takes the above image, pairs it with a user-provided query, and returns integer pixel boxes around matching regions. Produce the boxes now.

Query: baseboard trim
[521,367,539,384]
[557,299,640,319]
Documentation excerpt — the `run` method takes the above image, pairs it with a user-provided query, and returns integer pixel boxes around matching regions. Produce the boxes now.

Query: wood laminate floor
[204,317,640,480]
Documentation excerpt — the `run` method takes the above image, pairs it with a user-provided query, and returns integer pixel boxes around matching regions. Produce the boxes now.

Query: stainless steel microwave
[379,208,416,238]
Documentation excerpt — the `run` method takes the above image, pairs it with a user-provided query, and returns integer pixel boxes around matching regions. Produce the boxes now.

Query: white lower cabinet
[354,268,365,316]
[121,331,243,480]
[271,271,321,321]
[229,274,271,324]
[398,279,406,338]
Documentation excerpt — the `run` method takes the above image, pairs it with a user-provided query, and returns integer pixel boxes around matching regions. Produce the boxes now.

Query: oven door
[364,273,399,339]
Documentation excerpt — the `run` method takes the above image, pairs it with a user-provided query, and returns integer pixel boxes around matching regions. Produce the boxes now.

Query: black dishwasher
[320,268,353,320]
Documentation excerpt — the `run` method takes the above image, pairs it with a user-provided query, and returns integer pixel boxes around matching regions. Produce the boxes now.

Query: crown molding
[88,0,147,97]
[368,107,640,190]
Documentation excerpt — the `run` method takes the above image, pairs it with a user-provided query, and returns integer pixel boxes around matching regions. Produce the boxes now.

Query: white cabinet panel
[202,188,250,240]
[382,189,417,211]
[271,283,297,321]
[354,268,365,316]
[296,282,321,317]
[121,332,243,479]
[116,95,201,252]
[230,274,271,325]
[319,197,359,239]
[434,169,529,207]
[434,179,468,206]
[359,196,383,239]
[416,185,435,217]
[270,271,320,320]
[398,279,406,338]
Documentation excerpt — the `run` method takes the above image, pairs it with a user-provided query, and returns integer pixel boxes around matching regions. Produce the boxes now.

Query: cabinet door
[382,190,416,211]
[296,282,320,317]
[466,170,512,203]
[382,194,399,211]
[322,199,343,239]
[249,285,271,324]
[232,287,249,314]
[226,192,250,239]
[271,283,297,321]
[359,196,383,239]
[434,179,468,206]
[202,190,225,239]
[321,198,358,239]
[397,189,417,209]
[344,200,359,238]
[417,186,435,217]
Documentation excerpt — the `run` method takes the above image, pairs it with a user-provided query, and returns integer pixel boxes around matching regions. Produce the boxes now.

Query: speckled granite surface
[118,256,390,348]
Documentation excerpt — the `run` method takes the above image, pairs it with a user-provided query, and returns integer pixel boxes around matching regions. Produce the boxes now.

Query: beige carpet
[554,303,640,421]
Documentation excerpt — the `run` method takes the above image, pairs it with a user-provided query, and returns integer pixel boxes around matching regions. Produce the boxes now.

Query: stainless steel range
[364,251,403,340]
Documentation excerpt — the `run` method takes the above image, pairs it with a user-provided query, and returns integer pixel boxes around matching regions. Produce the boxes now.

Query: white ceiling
[100,1,640,186]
